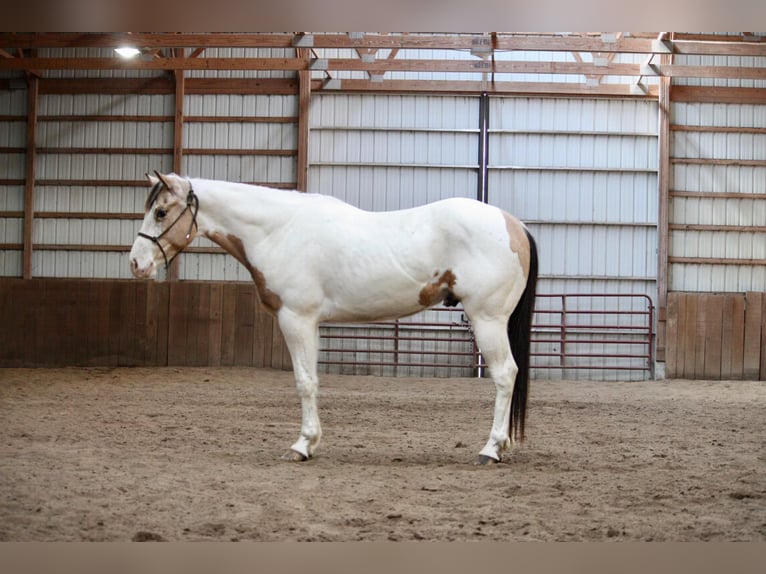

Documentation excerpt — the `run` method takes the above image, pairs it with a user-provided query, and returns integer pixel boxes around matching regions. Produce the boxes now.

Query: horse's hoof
[473,454,499,466]
[281,450,309,462]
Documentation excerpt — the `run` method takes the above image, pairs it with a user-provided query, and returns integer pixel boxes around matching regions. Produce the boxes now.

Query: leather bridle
[136,182,199,270]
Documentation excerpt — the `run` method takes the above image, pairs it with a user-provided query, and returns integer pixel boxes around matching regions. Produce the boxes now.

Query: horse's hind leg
[277,308,322,461]
[470,316,517,464]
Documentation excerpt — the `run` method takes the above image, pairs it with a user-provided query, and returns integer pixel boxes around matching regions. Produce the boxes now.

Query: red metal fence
[319,293,654,378]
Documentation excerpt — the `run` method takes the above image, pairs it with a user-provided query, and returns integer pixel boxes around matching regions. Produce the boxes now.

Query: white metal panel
[36,153,173,181]
[489,96,659,380]
[184,122,297,150]
[669,101,766,293]
[38,93,174,116]
[0,90,28,277]
[185,94,298,118]
[309,94,479,204]
[672,54,766,88]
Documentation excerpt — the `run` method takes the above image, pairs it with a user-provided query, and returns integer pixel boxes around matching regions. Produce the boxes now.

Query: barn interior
[1,32,766,380]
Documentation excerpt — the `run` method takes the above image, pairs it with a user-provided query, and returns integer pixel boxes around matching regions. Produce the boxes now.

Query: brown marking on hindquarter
[207,231,283,313]
[418,270,457,307]
[502,212,531,277]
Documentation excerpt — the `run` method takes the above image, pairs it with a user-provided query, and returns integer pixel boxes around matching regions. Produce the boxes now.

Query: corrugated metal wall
[308,93,658,379]
[0,90,26,277]
[670,101,766,292]
[33,93,173,279]
[670,48,766,293]
[489,97,658,380]
[180,93,298,281]
[309,94,480,377]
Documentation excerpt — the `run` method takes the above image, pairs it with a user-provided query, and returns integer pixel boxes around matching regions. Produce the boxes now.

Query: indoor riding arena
[1,32,765,542]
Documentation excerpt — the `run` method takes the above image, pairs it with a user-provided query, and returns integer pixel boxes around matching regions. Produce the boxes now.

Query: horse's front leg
[277,308,322,461]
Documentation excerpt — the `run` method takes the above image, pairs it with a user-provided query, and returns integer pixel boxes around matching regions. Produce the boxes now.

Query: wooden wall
[666,292,766,380]
[0,278,291,369]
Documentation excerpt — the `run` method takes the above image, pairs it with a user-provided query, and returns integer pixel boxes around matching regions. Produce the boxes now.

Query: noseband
[137,183,200,270]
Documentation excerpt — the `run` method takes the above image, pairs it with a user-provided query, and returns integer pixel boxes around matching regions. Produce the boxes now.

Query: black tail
[508,228,538,443]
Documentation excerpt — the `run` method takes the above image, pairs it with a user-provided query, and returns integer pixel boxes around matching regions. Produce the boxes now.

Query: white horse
[130,172,538,464]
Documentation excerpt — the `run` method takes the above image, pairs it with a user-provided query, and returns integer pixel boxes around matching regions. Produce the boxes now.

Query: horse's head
[129,171,199,279]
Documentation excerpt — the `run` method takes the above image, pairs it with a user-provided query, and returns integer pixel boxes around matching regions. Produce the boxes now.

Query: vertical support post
[656,42,672,365]
[476,91,489,203]
[168,65,185,282]
[296,47,311,192]
[560,295,567,368]
[393,319,400,377]
[22,75,38,279]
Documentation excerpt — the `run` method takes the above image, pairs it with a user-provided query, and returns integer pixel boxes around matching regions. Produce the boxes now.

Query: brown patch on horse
[206,232,283,313]
[418,270,457,307]
[502,212,531,277]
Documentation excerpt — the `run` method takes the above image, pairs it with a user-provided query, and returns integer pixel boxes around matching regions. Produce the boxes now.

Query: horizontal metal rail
[318,293,655,378]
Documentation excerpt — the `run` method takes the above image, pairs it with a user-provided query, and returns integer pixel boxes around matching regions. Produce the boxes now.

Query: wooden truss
[1,32,764,100]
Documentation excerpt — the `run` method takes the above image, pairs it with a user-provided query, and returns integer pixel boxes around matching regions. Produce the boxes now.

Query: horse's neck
[194,180,300,243]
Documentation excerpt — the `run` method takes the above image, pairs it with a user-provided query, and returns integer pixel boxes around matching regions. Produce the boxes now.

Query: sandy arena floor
[1,367,764,541]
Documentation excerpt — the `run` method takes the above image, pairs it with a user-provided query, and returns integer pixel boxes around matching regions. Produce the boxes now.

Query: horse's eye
[155,208,167,220]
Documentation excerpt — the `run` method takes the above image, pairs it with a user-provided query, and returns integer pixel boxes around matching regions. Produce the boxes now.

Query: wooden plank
[182,283,200,366]
[296,47,310,192]
[167,282,190,366]
[743,292,762,379]
[665,292,679,378]
[730,295,746,380]
[234,284,255,366]
[195,283,211,367]
[693,295,709,379]
[720,295,735,379]
[681,294,697,379]
[252,304,270,368]
[122,281,139,366]
[220,283,238,366]
[67,281,88,366]
[672,85,766,105]
[703,295,723,380]
[208,283,223,366]
[155,282,171,366]
[5,281,26,364]
[91,281,111,365]
[143,281,160,366]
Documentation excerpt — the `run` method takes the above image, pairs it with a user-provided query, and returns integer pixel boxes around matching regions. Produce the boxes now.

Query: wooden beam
[671,125,766,135]
[672,158,766,167]
[0,33,656,53]
[670,257,766,266]
[168,68,185,282]
[296,47,311,192]
[0,56,645,77]
[672,85,766,104]
[670,224,766,233]
[5,33,766,57]
[37,77,298,95]
[30,75,657,98]
[314,78,660,98]
[656,45,671,364]
[671,190,766,200]
[659,64,766,80]
[23,76,37,279]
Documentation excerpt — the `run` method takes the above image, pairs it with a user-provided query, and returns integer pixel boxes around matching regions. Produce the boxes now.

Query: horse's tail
[508,228,538,444]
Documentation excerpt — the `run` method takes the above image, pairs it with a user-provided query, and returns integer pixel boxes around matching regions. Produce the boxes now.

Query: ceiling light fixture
[115,47,141,58]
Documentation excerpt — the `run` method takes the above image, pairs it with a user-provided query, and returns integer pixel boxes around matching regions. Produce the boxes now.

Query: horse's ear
[146,172,159,186]
[153,170,174,190]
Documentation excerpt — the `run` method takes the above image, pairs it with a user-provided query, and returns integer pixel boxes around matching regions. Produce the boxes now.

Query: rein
[137,182,200,270]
